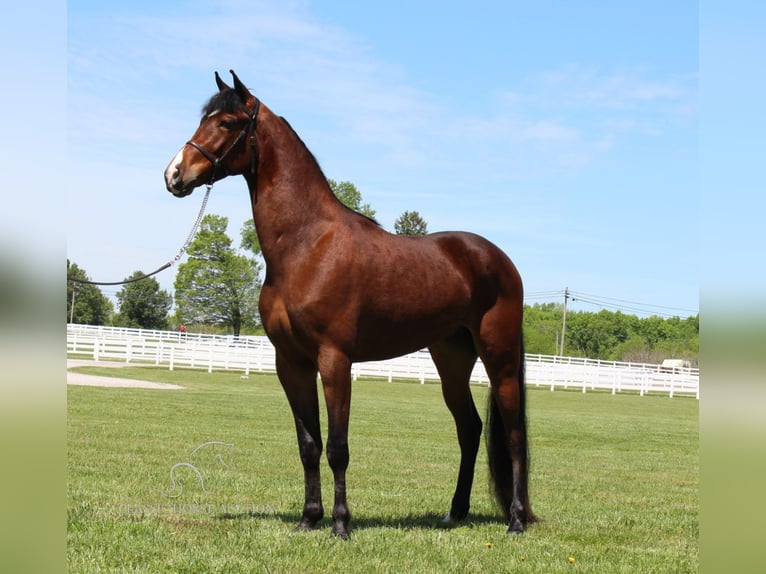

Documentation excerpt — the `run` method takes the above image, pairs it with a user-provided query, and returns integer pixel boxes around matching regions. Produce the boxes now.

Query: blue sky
[66,0,700,317]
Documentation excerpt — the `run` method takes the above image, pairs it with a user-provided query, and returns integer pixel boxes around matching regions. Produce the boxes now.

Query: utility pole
[69,283,77,324]
[560,287,569,356]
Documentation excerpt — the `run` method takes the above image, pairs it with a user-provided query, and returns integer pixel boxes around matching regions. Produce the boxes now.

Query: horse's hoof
[331,523,350,540]
[295,518,318,532]
[506,520,524,535]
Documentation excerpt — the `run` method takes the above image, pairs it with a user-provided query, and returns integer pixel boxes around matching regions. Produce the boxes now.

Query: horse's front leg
[318,348,353,539]
[276,352,324,531]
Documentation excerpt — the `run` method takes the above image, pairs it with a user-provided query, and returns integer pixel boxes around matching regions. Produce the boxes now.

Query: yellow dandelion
[485,542,493,548]
[519,555,526,561]
[568,556,576,564]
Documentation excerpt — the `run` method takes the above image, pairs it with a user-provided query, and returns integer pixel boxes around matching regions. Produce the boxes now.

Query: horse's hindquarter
[262,227,521,363]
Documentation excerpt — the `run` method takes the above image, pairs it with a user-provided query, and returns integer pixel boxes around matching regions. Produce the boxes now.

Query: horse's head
[164,70,260,197]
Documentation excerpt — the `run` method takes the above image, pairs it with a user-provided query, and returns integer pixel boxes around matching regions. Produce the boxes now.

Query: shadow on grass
[215,509,506,532]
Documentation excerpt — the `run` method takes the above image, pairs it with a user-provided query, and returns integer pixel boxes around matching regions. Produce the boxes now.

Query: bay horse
[164,70,535,539]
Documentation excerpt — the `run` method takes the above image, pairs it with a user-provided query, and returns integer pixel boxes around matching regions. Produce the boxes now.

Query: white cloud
[521,119,580,142]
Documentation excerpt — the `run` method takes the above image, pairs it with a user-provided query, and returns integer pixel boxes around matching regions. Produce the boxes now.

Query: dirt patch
[67,359,184,390]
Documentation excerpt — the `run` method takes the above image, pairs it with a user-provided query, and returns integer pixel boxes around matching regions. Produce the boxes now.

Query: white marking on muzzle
[164,147,186,189]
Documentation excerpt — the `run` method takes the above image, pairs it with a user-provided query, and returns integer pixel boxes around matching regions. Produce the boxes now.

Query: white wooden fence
[67,324,699,399]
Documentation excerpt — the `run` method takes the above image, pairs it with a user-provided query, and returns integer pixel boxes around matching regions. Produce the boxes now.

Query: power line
[524,288,697,318]
[525,290,566,298]
[568,290,697,314]
[568,295,695,318]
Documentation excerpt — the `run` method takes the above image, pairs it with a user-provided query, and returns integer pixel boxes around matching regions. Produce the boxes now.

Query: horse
[164,70,535,539]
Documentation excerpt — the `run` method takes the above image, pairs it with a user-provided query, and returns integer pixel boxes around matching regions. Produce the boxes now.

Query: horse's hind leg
[429,328,482,522]
[275,351,324,531]
[476,304,535,534]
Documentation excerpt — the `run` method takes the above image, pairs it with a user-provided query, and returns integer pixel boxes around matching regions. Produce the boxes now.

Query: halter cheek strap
[186,98,261,185]
[186,139,225,178]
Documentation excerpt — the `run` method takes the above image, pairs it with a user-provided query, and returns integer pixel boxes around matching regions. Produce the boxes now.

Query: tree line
[524,303,698,366]
[67,179,697,365]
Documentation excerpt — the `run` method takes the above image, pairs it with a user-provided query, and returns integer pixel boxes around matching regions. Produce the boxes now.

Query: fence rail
[67,324,699,398]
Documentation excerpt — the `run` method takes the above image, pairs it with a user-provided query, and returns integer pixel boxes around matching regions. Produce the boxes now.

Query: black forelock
[201,89,248,118]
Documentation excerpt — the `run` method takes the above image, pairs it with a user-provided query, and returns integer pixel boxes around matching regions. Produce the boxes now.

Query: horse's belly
[349,304,466,362]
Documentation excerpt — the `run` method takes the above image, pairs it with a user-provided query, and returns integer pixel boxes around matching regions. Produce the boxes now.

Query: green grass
[68,366,698,573]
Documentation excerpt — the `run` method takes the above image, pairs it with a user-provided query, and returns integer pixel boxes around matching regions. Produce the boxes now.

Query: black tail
[486,336,536,526]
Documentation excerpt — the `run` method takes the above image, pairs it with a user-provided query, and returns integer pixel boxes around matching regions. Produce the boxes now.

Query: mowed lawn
[67,366,698,573]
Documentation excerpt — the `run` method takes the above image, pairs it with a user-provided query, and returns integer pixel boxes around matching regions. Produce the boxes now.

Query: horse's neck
[248,110,342,271]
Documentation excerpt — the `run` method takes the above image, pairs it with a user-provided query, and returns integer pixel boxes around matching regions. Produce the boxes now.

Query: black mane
[279,116,380,227]
[201,89,248,117]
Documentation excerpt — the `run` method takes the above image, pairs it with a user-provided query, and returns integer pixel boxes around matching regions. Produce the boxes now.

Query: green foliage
[394,210,429,236]
[174,215,263,335]
[328,178,377,220]
[239,219,261,256]
[68,368,697,573]
[566,310,632,358]
[523,302,699,364]
[66,260,113,324]
[522,303,563,355]
[113,272,172,329]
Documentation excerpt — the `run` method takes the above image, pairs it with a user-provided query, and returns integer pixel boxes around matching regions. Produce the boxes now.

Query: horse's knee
[297,432,322,468]
[326,440,349,472]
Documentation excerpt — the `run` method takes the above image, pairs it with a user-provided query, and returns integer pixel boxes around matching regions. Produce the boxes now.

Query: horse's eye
[219,119,234,130]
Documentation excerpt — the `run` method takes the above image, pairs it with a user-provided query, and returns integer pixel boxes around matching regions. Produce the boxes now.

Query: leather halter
[186,98,261,185]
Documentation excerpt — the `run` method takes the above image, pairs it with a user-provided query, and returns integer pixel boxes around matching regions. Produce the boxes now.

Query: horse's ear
[230,70,252,101]
[215,71,231,92]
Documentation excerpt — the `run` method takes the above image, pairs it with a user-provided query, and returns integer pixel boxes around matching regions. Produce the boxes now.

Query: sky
[65,0,701,318]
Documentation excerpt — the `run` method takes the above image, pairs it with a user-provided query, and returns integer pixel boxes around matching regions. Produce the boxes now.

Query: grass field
[67,366,698,573]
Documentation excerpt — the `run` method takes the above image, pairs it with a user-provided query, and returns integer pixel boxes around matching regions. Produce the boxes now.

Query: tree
[523,302,563,355]
[521,301,698,365]
[240,219,261,257]
[66,260,113,325]
[564,310,630,359]
[113,272,172,329]
[394,210,429,236]
[328,179,377,220]
[174,215,262,335]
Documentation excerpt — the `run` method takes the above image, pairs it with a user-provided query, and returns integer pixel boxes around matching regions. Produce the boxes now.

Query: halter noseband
[186,98,261,185]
